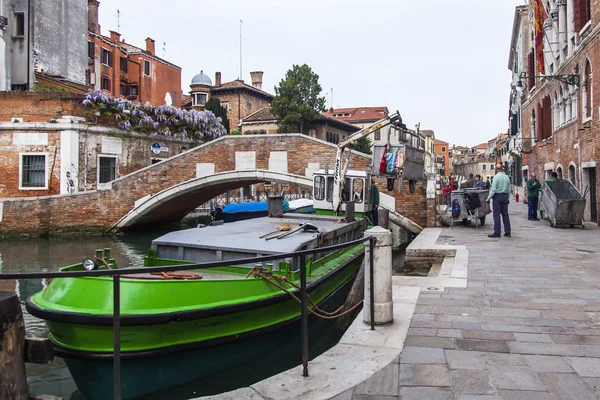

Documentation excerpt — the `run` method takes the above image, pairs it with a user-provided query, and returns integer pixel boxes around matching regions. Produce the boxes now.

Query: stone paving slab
[342,200,600,400]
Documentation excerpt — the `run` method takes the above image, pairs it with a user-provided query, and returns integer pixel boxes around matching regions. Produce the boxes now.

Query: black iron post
[299,254,309,377]
[369,237,375,331]
[113,275,121,400]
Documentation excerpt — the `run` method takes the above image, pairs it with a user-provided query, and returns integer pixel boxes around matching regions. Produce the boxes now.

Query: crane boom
[332,111,402,214]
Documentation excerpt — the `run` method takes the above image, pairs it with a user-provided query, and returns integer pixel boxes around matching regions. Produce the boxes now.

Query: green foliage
[271,64,326,133]
[348,136,373,155]
[203,97,230,133]
[230,129,242,136]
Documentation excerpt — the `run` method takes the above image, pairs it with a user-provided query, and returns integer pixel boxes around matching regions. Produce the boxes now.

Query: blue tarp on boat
[222,201,289,222]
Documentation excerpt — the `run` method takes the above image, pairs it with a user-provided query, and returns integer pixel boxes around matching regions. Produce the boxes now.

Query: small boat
[287,198,315,214]
[222,200,289,222]
[26,204,368,399]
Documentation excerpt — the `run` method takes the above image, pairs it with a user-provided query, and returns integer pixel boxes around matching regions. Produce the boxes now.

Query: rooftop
[211,79,274,100]
[322,106,389,123]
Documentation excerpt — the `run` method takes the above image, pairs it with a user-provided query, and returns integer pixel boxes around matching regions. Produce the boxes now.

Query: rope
[245,266,362,320]
[94,257,202,280]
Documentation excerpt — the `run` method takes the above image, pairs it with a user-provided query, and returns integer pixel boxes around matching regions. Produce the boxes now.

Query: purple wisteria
[82,89,226,140]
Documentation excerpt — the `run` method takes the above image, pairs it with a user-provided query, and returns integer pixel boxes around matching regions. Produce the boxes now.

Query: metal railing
[0,236,376,400]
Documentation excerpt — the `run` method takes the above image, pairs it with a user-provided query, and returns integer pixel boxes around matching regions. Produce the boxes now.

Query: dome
[191,70,212,86]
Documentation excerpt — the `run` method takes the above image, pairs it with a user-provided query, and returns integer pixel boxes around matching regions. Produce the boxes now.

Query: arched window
[559,86,565,126]
[557,166,563,179]
[554,92,559,130]
[531,109,537,144]
[584,60,592,119]
[569,164,576,186]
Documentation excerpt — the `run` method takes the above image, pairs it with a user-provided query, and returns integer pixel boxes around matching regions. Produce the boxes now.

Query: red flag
[533,0,548,76]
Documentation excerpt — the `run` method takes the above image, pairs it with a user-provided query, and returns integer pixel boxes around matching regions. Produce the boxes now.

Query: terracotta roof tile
[322,106,389,123]
[211,80,274,100]
[241,107,278,122]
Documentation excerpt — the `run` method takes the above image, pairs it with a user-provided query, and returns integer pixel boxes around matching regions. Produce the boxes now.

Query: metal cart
[449,188,491,229]
[539,179,586,228]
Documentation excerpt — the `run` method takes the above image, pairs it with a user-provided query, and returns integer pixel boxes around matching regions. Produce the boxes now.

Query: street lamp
[516,72,580,93]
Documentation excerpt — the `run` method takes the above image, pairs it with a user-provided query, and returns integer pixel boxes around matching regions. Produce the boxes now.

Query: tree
[271,64,326,133]
[204,97,230,133]
[348,136,373,155]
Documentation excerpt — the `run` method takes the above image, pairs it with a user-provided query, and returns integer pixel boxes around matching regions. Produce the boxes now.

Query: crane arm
[332,111,402,214]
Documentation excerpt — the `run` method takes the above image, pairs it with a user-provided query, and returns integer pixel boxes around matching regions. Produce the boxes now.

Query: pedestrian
[370,182,379,227]
[474,174,485,189]
[462,173,475,188]
[526,172,542,221]
[486,164,512,238]
[485,177,491,189]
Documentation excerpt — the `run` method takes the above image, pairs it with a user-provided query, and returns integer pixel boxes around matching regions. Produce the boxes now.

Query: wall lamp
[516,72,580,92]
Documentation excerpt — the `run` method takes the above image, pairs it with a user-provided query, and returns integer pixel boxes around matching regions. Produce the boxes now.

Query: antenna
[239,20,243,80]
[330,88,333,109]
[117,9,120,32]
[162,42,166,58]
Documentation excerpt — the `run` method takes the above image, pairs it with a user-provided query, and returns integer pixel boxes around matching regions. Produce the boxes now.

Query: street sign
[151,143,161,155]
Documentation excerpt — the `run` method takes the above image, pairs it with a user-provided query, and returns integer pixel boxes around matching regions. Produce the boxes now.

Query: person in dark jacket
[370,183,380,227]
[526,173,542,220]
[462,173,475,188]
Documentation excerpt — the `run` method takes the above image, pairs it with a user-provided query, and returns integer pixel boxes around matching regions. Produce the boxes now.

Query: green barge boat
[26,213,366,399]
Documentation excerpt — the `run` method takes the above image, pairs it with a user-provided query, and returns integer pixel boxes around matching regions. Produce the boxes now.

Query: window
[575,0,591,32]
[144,60,150,75]
[314,176,325,200]
[88,41,94,59]
[557,166,563,179]
[374,129,381,141]
[583,60,592,120]
[98,156,116,184]
[569,164,576,186]
[120,57,127,73]
[490,164,495,170]
[193,93,207,106]
[101,48,112,66]
[130,85,138,96]
[20,154,47,189]
[352,178,364,203]
[14,12,25,37]
[101,77,111,91]
[441,146,446,152]
[482,164,487,170]
[326,176,334,202]
[247,100,252,110]
[120,84,128,96]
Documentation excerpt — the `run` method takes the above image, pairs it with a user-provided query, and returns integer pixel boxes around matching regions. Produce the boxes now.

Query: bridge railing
[0,236,375,400]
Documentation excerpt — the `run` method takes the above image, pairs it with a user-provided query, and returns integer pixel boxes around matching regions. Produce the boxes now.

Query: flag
[533,0,548,75]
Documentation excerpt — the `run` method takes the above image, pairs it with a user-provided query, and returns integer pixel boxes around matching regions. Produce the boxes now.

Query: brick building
[434,139,450,177]
[0,92,191,199]
[87,0,182,107]
[323,106,391,146]
[182,71,273,133]
[238,106,359,142]
[508,0,599,223]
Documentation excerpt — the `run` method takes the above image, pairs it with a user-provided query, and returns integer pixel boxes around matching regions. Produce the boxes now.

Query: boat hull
[59,263,360,400]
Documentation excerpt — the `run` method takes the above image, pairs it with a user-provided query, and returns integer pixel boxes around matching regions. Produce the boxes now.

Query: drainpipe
[577,138,582,192]
[27,0,31,90]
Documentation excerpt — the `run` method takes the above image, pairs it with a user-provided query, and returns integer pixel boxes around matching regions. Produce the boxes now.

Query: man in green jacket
[370,182,380,227]
[526,172,542,221]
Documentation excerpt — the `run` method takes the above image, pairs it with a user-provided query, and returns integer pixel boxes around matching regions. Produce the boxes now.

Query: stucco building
[508,0,599,223]
[434,139,450,177]
[87,1,182,107]
[0,0,87,91]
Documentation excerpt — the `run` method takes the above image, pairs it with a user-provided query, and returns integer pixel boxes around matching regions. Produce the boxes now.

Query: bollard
[363,227,393,325]
[0,291,29,400]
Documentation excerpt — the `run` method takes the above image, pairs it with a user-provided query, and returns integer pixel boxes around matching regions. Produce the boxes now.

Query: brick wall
[0,92,85,122]
[216,91,271,132]
[0,134,432,237]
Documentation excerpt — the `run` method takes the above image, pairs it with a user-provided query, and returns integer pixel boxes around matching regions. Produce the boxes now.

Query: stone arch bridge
[0,134,379,237]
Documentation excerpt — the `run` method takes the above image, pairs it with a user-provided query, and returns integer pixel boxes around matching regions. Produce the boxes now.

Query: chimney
[250,71,263,90]
[109,30,120,43]
[88,0,100,34]
[215,72,222,86]
[145,37,155,56]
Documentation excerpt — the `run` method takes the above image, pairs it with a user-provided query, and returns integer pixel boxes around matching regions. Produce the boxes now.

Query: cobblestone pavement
[338,198,600,400]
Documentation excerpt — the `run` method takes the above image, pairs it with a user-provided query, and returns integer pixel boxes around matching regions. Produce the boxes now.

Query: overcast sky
[97,0,523,147]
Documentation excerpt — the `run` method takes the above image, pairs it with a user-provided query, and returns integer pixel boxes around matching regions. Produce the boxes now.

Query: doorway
[583,167,597,223]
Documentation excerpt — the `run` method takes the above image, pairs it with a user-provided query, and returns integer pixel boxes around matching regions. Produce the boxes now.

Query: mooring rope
[94,257,202,280]
[245,266,362,320]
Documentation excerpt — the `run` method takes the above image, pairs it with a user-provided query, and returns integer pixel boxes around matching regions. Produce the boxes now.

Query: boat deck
[152,215,350,256]
[121,270,247,280]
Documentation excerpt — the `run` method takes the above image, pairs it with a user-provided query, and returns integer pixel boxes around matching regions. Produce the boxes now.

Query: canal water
[0,222,355,400]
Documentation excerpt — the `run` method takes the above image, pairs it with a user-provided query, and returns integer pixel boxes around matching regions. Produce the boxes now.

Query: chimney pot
[215,72,222,86]
[110,30,121,42]
[88,0,101,34]
[145,37,155,56]
[250,71,263,90]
